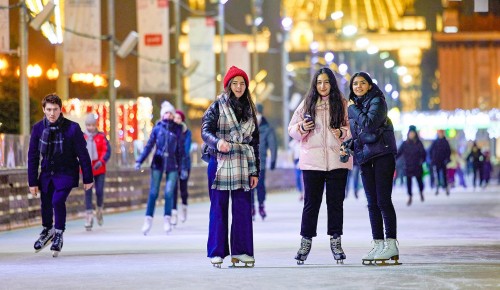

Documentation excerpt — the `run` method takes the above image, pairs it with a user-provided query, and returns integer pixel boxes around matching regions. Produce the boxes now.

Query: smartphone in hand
[304,114,314,124]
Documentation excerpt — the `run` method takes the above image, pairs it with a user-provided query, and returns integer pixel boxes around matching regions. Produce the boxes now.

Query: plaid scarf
[212,94,257,191]
[39,115,64,158]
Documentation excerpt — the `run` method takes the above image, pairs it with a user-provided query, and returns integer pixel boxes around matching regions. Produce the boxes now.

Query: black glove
[270,160,276,170]
[93,161,103,170]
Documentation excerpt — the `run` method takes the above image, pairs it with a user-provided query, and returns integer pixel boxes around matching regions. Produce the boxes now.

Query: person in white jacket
[288,67,352,265]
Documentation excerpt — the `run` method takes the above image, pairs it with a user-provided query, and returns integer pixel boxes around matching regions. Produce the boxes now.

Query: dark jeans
[41,180,72,231]
[406,175,424,197]
[207,157,253,258]
[300,168,348,238]
[435,163,448,189]
[84,173,105,210]
[251,169,266,206]
[294,159,303,192]
[360,154,397,240]
[471,164,483,188]
[173,170,190,209]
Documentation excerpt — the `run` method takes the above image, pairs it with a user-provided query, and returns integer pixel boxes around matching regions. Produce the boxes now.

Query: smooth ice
[0,185,499,290]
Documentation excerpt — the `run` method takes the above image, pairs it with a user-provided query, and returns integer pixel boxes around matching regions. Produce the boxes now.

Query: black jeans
[300,169,348,238]
[406,175,424,197]
[173,170,190,209]
[360,154,397,239]
[251,169,266,206]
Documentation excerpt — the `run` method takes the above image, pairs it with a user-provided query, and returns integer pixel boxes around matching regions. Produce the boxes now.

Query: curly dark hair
[303,67,346,129]
[42,93,62,109]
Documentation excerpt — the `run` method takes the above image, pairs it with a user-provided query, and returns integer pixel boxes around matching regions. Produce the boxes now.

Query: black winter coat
[347,84,397,165]
[397,139,426,177]
[201,99,260,176]
[429,137,451,166]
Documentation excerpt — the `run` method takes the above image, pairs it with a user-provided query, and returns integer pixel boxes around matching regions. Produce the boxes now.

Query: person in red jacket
[83,113,111,231]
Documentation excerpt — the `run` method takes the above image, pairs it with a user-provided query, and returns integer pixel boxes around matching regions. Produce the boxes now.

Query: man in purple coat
[28,93,94,257]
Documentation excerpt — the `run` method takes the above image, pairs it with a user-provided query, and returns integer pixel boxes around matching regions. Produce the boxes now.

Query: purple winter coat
[28,117,94,193]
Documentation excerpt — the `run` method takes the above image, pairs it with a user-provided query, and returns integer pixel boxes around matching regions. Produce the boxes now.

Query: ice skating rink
[1,185,499,289]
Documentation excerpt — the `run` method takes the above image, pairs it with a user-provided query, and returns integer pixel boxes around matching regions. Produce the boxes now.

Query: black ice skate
[330,235,346,264]
[295,237,312,265]
[50,231,64,257]
[259,204,266,221]
[34,227,54,253]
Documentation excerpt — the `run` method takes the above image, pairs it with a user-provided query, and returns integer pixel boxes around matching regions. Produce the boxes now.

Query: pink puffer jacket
[288,99,353,171]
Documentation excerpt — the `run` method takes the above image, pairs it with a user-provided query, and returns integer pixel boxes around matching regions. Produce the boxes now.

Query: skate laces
[330,237,344,254]
[299,238,311,254]
[380,239,398,254]
[53,233,62,245]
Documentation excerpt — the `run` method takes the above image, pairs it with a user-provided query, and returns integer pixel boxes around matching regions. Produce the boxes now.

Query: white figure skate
[141,216,153,236]
[230,254,255,268]
[171,210,178,226]
[84,210,93,231]
[181,205,188,223]
[361,239,384,265]
[96,206,104,226]
[210,256,223,268]
[163,215,172,234]
[374,238,401,266]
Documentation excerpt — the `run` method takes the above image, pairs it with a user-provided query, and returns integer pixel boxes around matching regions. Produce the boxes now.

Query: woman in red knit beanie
[201,65,259,268]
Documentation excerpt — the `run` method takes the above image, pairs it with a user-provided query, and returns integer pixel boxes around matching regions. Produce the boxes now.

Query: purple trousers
[207,157,254,258]
[40,180,72,231]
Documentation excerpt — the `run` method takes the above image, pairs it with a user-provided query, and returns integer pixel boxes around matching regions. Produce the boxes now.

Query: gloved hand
[134,162,141,171]
[270,160,276,170]
[93,161,103,170]
[180,170,188,180]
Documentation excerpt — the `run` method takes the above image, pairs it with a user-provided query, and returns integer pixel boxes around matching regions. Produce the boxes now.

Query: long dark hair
[304,67,346,128]
[224,78,258,126]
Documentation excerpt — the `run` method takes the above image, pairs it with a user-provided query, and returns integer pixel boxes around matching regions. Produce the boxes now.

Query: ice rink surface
[1,184,499,290]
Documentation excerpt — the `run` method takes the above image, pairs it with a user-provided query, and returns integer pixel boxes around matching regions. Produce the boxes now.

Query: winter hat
[408,125,417,133]
[85,113,97,125]
[175,109,186,122]
[256,103,263,114]
[160,101,175,117]
[223,66,249,89]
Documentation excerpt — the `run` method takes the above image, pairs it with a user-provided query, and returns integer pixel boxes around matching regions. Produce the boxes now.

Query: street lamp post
[19,1,30,136]
[281,16,292,149]
[219,1,226,77]
[174,0,183,111]
[108,0,117,161]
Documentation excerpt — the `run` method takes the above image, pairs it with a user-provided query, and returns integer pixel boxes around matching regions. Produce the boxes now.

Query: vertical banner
[227,41,251,79]
[0,0,9,53]
[63,0,101,74]
[188,17,216,100]
[474,0,488,12]
[137,0,170,94]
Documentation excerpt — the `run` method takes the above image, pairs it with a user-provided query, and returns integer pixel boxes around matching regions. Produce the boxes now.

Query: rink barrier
[0,167,295,231]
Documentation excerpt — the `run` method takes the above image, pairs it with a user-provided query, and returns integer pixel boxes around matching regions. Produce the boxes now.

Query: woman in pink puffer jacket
[288,67,352,265]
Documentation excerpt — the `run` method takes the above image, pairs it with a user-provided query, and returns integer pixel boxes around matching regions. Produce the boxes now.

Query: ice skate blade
[362,260,375,266]
[336,259,344,264]
[212,263,222,268]
[85,227,92,231]
[374,257,402,266]
[296,259,305,265]
[229,258,254,268]
[52,251,60,258]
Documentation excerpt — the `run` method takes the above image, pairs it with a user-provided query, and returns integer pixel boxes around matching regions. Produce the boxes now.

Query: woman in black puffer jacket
[345,72,399,266]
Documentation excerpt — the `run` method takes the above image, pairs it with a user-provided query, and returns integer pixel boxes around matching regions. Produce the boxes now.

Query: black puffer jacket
[347,84,397,165]
[201,99,260,176]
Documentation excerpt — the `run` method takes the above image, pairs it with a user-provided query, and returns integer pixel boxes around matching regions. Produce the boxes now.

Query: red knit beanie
[175,109,185,122]
[223,66,249,89]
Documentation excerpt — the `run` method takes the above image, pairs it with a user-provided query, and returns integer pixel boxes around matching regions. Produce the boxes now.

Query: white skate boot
[374,238,401,266]
[230,254,255,268]
[330,235,346,264]
[361,239,384,265]
[96,206,104,226]
[171,210,178,226]
[84,210,93,231]
[141,216,153,235]
[210,256,223,268]
[181,204,188,223]
[163,215,172,234]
